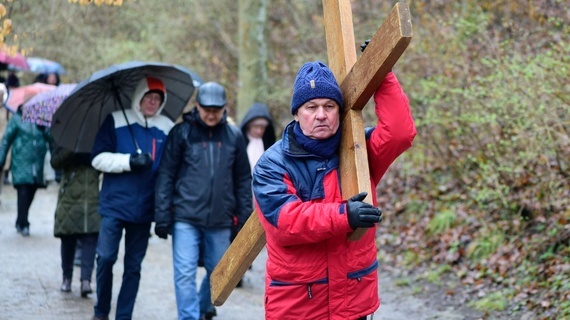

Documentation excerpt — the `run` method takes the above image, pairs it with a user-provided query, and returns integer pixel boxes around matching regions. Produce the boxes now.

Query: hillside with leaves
[3,0,569,318]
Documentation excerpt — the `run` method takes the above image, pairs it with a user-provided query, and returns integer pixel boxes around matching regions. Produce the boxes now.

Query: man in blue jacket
[90,77,174,320]
[155,82,252,320]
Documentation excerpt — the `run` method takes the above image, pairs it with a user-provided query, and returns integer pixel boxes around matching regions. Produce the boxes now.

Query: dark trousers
[15,184,38,228]
[94,216,151,320]
[61,233,98,281]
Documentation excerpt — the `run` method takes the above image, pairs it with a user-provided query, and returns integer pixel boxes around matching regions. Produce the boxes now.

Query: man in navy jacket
[91,77,174,320]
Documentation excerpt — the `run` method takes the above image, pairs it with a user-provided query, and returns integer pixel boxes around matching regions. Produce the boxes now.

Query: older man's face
[294,98,340,140]
[140,92,162,117]
[197,104,225,127]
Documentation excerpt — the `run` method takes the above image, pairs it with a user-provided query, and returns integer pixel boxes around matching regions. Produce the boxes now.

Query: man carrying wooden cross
[251,56,416,319]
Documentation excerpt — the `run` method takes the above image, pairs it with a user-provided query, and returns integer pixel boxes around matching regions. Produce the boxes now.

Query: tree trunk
[237,0,269,122]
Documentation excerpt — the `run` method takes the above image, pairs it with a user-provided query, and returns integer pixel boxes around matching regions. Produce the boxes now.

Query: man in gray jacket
[154,81,252,320]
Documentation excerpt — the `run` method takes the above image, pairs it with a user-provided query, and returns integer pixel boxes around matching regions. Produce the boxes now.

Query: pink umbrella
[21,83,77,127]
[3,83,57,113]
[0,49,29,71]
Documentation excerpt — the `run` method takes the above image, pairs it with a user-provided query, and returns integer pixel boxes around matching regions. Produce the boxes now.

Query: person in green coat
[0,107,52,237]
[50,144,101,297]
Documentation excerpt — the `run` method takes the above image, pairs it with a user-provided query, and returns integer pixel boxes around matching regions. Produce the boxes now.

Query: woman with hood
[239,102,277,171]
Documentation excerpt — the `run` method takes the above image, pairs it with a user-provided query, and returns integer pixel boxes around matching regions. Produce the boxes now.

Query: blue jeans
[172,222,231,320]
[93,216,151,320]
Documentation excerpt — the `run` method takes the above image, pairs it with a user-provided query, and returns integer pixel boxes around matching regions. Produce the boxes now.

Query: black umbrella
[51,61,200,153]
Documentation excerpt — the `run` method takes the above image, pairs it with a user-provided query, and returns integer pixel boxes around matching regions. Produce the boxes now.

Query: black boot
[81,280,92,297]
[205,306,217,319]
[60,278,71,292]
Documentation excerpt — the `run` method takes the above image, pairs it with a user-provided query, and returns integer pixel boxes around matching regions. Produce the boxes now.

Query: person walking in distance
[0,105,52,237]
[50,144,100,297]
[235,102,276,287]
[239,102,276,173]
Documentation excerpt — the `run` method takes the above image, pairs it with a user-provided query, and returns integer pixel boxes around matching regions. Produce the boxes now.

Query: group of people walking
[1,55,415,320]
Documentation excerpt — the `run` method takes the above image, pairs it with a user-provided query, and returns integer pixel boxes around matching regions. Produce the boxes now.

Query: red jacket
[253,72,416,319]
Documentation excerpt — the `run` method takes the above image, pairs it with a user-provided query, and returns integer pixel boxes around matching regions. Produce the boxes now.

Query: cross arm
[341,2,412,112]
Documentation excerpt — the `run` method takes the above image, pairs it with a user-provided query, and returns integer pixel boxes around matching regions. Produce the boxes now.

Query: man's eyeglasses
[143,93,162,103]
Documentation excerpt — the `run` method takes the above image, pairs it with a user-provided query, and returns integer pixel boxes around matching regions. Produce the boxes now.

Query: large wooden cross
[211,1,412,306]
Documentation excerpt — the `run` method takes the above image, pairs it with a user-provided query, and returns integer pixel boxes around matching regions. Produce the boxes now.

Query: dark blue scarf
[293,121,340,159]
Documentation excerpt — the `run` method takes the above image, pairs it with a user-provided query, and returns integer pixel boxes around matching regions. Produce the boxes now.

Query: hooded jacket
[253,72,416,319]
[91,77,174,223]
[154,107,252,229]
[239,102,276,149]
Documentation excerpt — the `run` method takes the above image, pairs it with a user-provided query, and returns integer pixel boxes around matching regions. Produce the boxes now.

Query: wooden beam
[337,2,412,240]
[211,211,266,306]
[322,0,357,83]
[341,2,412,111]
[323,0,371,241]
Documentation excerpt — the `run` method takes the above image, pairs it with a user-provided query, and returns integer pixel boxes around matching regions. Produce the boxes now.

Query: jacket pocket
[346,261,379,315]
[266,280,329,320]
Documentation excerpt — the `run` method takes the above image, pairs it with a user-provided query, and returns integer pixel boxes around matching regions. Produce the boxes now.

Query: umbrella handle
[117,93,143,154]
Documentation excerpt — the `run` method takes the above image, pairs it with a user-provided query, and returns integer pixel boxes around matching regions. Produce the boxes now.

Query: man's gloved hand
[129,153,153,172]
[346,192,383,230]
[360,39,371,52]
[154,225,169,240]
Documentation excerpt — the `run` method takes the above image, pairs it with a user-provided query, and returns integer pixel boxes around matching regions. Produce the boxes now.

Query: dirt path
[0,183,488,319]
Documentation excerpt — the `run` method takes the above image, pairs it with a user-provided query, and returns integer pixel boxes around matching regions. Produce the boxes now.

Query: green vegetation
[423,264,453,285]
[469,291,509,312]
[376,1,569,318]
[466,230,504,261]
[427,209,457,235]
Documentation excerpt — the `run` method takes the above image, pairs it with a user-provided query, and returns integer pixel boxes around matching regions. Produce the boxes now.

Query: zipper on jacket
[347,260,379,280]
[307,284,313,299]
[207,130,215,226]
[83,170,88,232]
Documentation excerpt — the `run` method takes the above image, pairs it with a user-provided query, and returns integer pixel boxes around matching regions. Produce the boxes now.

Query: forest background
[1,0,568,319]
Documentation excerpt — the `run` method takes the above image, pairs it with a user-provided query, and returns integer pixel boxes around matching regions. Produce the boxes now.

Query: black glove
[230,222,244,242]
[129,153,153,172]
[154,225,169,239]
[360,39,371,52]
[346,192,383,230]
[73,153,92,166]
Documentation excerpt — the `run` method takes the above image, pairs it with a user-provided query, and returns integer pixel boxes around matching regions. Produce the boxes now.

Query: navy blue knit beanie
[290,61,343,115]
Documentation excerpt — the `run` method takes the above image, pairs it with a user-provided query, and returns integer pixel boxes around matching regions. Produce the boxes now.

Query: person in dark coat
[155,82,252,320]
[50,145,101,297]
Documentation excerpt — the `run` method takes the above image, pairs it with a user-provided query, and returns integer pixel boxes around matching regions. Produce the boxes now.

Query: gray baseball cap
[196,82,227,108]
